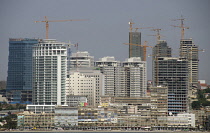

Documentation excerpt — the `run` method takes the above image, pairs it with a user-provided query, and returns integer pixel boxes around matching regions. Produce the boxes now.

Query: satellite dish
[169,112,172,116]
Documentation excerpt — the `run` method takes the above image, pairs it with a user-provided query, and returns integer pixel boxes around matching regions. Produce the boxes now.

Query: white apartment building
[167,113,195,128]
[32,39,67,105]
[95,56,121,96]
[66,72,96,106]
[122,57,147,97]
[95,57,147,97]
[70,51,94,69]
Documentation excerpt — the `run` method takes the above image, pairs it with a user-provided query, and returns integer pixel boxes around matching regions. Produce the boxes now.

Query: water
[1,131,196,133]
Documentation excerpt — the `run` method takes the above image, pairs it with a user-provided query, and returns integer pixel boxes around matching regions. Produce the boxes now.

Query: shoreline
[0,130,208,133]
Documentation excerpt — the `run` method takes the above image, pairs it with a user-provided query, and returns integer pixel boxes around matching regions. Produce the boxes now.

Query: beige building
[150,86,168,128]
[66,72,96,106]
[99,96,151,129]
[17,111,54,130]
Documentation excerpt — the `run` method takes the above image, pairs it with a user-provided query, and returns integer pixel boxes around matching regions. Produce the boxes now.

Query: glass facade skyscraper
[6,38,39,104]
[129,32,143,59]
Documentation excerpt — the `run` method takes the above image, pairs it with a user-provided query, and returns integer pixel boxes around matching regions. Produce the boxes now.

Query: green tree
[192,101,201,109]
[204,88,210,93]
[3,114,17,129]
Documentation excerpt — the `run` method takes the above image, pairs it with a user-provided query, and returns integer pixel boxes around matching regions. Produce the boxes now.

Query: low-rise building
[17,111,54,130]
[54,106,78,129]
[66,95,88,107]
[78,107,98,129]
[167,113,195,129]
[26,105,55,113]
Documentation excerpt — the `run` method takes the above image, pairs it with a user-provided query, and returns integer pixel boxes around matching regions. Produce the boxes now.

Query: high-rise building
[95,57,147,97]
[180,38,199,85]
[32,39,67,105]
[154,57,189,114]
[152,40,172,86]
[180,39,199,102]
[152,40,172,60]
[6,38,39,104]
[95,56,121,96]
[129,32,143,59]
[69,51,94,69]
[121,57,147,97]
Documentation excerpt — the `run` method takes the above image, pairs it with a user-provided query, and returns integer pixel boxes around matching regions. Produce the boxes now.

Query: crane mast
[171,16,189,40]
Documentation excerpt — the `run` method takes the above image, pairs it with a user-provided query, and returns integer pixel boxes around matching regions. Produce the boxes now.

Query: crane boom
[123,41,153,61]
[35,16,88,39]
[134,27,153,32]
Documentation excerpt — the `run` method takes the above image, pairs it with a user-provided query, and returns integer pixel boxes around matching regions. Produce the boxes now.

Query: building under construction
[129,32,143,59]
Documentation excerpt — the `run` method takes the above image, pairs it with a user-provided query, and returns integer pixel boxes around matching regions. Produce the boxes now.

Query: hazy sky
[0,0,210,83]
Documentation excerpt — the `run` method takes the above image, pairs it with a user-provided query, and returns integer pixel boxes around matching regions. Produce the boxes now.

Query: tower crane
[127,20,153,58]
[123,41,153,61]
[128,20,135,57]
[128,19,135,32]
[171,15,189,40]
[35,16,88,39]
[134,27,153,32]
[149,28,164,44]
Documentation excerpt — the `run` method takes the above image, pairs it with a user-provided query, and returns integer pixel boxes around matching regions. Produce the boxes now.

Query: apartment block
[150,86,168,128]
[69,51,94,69]
[95,57,147,97]
[32,39,67,105]
[66,72,96,106]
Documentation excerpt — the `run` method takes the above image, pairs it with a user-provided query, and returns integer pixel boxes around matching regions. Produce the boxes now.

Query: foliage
[204,88,210,93]
[191,89,210,109]
[0,114,17,129]
[192,101,201,109]
[0,102,26,111]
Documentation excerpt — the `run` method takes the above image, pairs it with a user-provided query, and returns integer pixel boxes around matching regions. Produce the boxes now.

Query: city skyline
[0,0,210,83]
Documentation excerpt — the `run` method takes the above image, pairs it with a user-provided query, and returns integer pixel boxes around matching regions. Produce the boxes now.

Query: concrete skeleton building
[152,40,172,86]
[6,38,40,104]
[32,39,67,105]
[95,56,147,97]
[154,57,189,114]
[180,39,199,100]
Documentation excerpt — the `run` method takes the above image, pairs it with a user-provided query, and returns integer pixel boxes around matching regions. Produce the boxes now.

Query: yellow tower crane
[35,16,88,39]
[123,41,153,61]
[171,15,189,40]
[150,28,164,44]
[128,19,135,58]
[134,27,153,32]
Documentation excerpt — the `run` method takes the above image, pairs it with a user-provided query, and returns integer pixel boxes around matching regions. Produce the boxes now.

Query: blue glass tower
[6,38,39,104]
